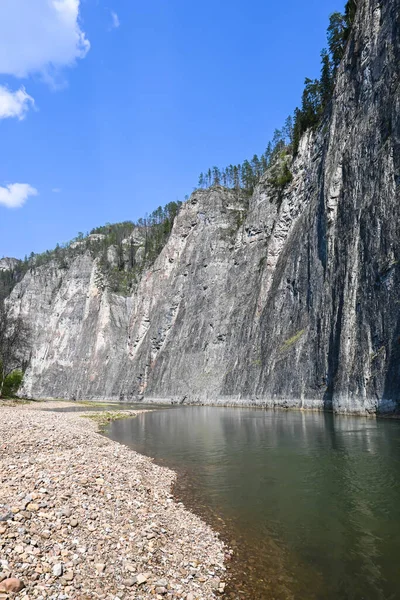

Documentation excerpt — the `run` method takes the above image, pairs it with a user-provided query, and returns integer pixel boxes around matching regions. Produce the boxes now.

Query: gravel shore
[0,404,227,600]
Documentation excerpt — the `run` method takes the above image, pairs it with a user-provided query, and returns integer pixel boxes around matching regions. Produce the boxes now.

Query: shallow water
[105,407,400,600]
[47,402,176,413]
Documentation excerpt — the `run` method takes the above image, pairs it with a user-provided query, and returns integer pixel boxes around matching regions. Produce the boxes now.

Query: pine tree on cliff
[327,12,347,72]
[251,155,261,181]
[212,166,221,185]
[264,142,272,166]
[233,165,240,190]
[272,129,285,156]
[320,49,334,111]
[283,115,294,146]
[228,168,233,187]
[292,108,302,156]
[241,160,254,193]
[344,0,357,34]
[261,153,268,173]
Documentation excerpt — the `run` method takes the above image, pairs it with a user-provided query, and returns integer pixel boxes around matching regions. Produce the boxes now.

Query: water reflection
[48,402,176,413]
[107,407,400,600]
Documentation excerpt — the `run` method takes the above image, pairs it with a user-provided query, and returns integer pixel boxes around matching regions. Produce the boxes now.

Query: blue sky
[0,0,344,259]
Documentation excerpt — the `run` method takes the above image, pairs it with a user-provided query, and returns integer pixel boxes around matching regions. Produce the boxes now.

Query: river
[105,406,400,600]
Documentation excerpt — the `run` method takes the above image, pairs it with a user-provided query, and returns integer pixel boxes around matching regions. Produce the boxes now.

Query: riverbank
[0,403,227,599]
[20,394,399,417]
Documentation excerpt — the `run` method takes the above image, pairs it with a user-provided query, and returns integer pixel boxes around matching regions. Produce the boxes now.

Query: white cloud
[110,11,120,29]
[0,183,38,208]
[52,188,61,193]
[0,0,90,81]
[0,85,34,120]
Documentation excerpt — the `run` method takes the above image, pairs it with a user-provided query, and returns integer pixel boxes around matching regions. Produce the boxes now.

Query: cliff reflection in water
[107,407,400,600]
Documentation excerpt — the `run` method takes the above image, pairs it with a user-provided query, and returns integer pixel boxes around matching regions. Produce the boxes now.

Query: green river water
[104,406,400,600]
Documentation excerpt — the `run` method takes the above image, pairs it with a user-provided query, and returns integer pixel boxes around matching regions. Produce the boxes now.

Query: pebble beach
[0,403,227,600]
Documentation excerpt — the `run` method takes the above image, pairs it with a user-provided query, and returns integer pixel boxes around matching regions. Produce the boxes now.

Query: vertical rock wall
[8,0,400,414]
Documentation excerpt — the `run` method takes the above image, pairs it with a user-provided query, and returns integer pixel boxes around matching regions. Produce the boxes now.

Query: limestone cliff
[7,0,400,414]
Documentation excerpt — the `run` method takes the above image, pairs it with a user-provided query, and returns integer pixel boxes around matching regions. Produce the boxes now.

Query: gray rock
[0,257,20,272]
[6,0,400,416]
[155,587,167,595]
[0,513,13,522]
[134,573,148,585]
[53,563,63,577]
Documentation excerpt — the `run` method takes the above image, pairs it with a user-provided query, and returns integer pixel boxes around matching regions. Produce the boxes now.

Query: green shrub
[2,370,23,398]
[268,161,293,192]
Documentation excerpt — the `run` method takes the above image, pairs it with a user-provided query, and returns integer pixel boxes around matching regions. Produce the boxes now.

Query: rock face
[0,257,20,272]
[7,0,400,414]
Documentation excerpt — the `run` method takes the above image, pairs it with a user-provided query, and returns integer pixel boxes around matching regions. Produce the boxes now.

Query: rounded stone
[0,578,25,593]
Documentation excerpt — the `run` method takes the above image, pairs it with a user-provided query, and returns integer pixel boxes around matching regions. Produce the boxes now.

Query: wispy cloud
[0,85,35,120]
[0,0,90,85]
[52,188,62,193]
[0,183,38,209]
[110,11,120,29]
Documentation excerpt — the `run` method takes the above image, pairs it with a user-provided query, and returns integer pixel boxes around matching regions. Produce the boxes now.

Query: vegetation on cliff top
[0,2,357,301]
[0,200,182,298]
[197,0,357,193]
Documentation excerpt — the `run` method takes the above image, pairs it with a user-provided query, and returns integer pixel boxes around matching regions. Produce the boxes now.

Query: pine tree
[241,160,254,192]
[272,129,285,155]
[260,153,268,173]
[198,173,205,188]
[228,165,234,188]
[222,168,228,187]
[233,165,240,189]
[344,0,357,35]
[251,155,261,181]
[301,78,321,126]
[264,142,272,166]
[283,116,294,146]
[212,166,221,186]
[320,49,333,111]
[293,107,302,156]
[327,12,347,72]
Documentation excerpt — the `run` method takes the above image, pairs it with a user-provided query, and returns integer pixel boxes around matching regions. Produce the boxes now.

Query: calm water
[48,402,177,413]
[106,407,400,600]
